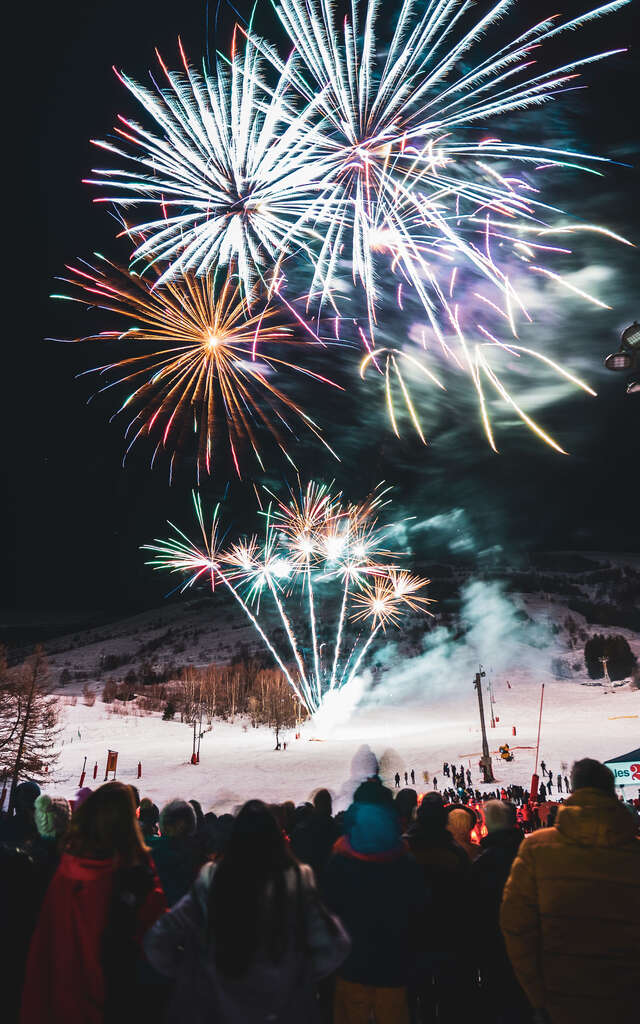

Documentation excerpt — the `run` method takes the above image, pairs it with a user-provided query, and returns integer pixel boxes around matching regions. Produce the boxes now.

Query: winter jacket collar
[555,787,638,847]
[480,828,523,856]
[332,834,406,863]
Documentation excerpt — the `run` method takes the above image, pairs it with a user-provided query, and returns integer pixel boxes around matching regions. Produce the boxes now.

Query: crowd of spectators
[0,757,638,1024]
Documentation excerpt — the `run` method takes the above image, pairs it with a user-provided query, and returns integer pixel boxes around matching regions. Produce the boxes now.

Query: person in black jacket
[471,800,531,1023]
[323,790,428,1024]
[405,793,472,1024]
[150,799,202,906]
[291,789,339,879]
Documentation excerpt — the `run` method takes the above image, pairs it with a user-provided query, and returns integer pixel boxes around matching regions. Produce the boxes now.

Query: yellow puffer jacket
[499,788,640,1024]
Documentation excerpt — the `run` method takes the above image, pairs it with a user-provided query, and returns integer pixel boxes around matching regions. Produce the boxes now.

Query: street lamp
[604,321,640,394]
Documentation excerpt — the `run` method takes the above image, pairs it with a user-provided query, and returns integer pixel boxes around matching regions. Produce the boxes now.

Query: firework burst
[254,0,631,450]
[145,483,434,714]
[86,33,326,297]
[52,257,340,478]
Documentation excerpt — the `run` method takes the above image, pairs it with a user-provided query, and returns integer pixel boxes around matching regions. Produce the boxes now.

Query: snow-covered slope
[28,551,638,810]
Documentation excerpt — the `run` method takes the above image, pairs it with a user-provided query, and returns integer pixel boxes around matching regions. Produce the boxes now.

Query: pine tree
[1,647,60,811]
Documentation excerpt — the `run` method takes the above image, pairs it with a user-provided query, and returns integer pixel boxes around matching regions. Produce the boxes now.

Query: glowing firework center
[145,483,434,715]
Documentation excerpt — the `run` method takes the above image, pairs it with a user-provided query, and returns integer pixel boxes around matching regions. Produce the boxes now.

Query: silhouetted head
[313,789,333,817]
[189,799,205,829]
[483,799,517,833]
[159,799,197,839]
[571,758,615,796]
[416,792,447,833]
[14,781,40,814]
[353,777,394,807]
[395,788,418,824]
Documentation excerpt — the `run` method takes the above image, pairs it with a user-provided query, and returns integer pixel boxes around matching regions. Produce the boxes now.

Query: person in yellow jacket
[500,758,640,1024]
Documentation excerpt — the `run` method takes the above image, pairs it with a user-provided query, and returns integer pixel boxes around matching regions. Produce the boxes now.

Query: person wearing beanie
[149,799,202,906]
[405,793,473,1022]
[501,758,640,1023]
[323,793,428,1024]
[34,795,72,842]
[0,780,41,843]
[73,786,93,811]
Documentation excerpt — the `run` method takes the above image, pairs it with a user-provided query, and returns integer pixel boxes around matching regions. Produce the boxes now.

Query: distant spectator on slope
[471,801,529,1022]
[145,799,349,1024]
[21,781,166,1024]
[323,789,427,1024]
[150,799,202,906]
[501,758,640,1024]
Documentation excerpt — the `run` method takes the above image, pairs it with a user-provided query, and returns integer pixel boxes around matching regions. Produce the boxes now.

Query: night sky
[4,0,638,626]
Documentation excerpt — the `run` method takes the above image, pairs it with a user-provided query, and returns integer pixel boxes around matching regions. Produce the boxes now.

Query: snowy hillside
[16,551,637,809]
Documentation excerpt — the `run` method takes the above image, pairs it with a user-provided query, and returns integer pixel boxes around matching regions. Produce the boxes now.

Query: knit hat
[73,787,93,810]
[34,794,72,839]
[345,801,400,854]
[14,780,41,810]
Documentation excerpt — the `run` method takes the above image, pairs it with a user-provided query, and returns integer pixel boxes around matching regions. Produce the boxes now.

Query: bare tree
[1,647,60,811]
[252,670,300,748]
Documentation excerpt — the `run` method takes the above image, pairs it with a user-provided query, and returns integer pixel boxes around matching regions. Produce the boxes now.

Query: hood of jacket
[555,787,638,847]
[58,852,116,882]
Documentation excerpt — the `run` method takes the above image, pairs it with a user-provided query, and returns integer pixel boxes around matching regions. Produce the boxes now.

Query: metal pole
[534,683,545,776]
[474,668,495,782]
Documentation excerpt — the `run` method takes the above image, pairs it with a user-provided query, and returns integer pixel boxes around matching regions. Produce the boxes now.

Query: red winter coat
[21,852,166,1024]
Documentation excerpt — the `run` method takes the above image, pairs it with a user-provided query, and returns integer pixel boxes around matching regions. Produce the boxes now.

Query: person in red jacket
[21,781,166,1024]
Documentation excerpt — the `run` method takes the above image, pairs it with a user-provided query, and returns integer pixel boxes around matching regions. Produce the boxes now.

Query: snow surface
[48,673,639,812]
[19,557,640,811]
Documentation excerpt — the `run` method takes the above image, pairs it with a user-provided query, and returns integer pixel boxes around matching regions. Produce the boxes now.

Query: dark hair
[416,792,447,832]
[571,758,615,796]
[353,777,394,807]
[189,799,205,830]
[313,789,333,817]
[395,788,418,822]
[66,782,148,866]
[208,800,303,977]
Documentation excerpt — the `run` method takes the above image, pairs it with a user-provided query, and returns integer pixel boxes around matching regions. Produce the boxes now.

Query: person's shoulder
[518,827,560,851]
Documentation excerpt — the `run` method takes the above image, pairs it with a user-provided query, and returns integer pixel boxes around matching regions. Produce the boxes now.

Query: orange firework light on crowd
[52,256,340,479]
[145,482,434,714]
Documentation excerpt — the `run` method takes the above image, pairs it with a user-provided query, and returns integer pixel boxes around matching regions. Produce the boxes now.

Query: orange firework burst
[52,257,340,478]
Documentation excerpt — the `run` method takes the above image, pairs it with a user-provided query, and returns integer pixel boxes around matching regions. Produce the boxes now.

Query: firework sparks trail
[145,482,434,714]
[251,0,632,450]
[51,257,341,477]
[68,0,632,457]
[145,494,309,706]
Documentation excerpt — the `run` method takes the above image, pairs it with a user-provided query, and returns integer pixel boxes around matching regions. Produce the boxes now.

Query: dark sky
[3,0,638,624]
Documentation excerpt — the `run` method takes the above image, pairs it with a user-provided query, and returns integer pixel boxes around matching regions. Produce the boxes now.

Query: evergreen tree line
[0,646,59,812]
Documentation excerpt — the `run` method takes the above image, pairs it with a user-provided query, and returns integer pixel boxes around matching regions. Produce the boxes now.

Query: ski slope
[49,672,639,812]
